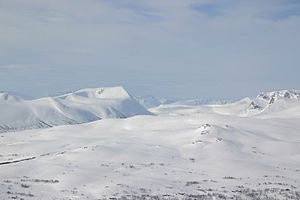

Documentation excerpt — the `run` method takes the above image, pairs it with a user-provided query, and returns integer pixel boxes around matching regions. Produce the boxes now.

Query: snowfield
[0,89,300,199]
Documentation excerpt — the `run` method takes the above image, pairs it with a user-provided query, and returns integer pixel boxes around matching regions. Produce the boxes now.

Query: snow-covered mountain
[150,90,300,118]
[0,87,152,132]
[1,89,299,133]
[1,89,300,199]
[241,90,300,117]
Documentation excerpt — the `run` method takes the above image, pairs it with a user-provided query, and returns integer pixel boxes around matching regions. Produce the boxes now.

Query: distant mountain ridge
[0,92,21,102]
[149,89,300,118]
[1,89,299,132]
[244,90,300,116]
[134,95,175,108]
[134,95,232,108]
[0,91,33,100]
[0,87,152,133]
[173,99,233,106]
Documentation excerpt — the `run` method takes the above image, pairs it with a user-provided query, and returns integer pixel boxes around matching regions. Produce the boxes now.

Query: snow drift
[0,87,152,132]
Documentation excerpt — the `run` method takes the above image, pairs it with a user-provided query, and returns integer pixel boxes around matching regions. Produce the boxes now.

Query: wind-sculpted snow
[0,87,152,132]
[1,91,300,199]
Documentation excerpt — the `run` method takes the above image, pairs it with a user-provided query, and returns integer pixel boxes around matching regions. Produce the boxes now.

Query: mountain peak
[245,89,300,116]
[256,90,300,104]
[0,86,151,133]
[61,86,130,100]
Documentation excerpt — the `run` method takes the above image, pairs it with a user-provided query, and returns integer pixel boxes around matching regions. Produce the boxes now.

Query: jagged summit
[256,90,300,103]
[241,90,300,116]
[248,90,300,110]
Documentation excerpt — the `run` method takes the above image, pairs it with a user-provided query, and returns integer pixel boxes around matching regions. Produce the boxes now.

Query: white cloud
[2,64,26,69]
[0,0,299,98]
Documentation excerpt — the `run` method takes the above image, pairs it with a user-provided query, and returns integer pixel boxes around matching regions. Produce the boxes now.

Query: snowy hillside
[0,89,300,199]
[1,90,300,199]
[0,87,152,132]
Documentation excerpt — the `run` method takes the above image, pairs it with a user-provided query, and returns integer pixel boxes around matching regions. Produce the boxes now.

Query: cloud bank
[1,0,300,99]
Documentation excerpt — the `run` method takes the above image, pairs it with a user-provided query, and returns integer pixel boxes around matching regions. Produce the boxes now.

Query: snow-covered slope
[1,93,300,199]
[0,87,152,132]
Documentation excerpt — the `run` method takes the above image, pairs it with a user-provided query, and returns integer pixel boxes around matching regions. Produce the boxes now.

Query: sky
[1,0,300,100]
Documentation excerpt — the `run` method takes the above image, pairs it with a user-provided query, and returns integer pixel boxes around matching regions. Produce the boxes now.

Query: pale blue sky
[1,0,300,99]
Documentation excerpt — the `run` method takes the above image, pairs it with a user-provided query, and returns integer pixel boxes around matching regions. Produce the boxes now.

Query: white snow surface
[0,89,300,199]
[0,87,152,132]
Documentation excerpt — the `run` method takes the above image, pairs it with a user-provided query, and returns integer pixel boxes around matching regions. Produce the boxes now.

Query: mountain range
[0,87,151,132]
[1,88,299,133]
[1,87,300,199]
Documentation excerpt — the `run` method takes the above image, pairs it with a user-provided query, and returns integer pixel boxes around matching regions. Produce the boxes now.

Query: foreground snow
[1,97,300,199]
